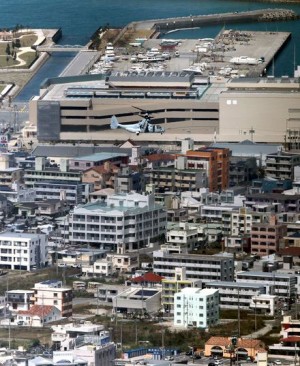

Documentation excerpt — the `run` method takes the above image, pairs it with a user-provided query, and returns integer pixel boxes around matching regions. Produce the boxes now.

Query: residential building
[249,294,278,316]
[114,166,144,193]
[0,232,47,271]
[166,222,203,251]
[24,157,82,187]
[245,193,300,213]
[236,271,296,299]
[204,336,265,359]
[32,280,73,317]
[6,289,34,311]
[81,259,113,277]
[251,215,287,256]
[229,156,257,186]
[153,247,234,282]
[162,267,202,314]
[185,147,230,192]
[174,288,219,328]
[205,281,266,310]
[82,164,118,191]
[130,272,164,288]
[150,166,208,193]
[51,321,107,350]
[34,180,92,205]
[95,284,127,303]
[73,343,116,366]
[106,243,139,273]
[68,152,128,171]
[268,316,300,360]
[112,287,161,315]
[0,183,36,203]
[55,248,107,268]
[222,207,271,238]
[265,151,300,180]
[69,192,166,250]
[16,304,61,327]
[0,153,23,187]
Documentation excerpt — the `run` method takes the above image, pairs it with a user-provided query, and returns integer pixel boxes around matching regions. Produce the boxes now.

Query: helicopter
[110,108,165,135]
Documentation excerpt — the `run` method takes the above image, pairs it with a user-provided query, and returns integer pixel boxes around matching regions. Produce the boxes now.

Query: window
[54,293,58,297]
[54,300,58,305]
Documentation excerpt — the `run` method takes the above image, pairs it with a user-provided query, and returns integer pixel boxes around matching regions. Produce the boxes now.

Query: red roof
[144,154,175,162]
[281,336,300,343]
[131,272,164,283]
[18,305,56,317]
[278,247,300,256]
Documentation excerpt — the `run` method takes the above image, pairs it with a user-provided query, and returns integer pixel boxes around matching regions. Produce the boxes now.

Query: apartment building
[251,215,287,256]
[245,193,300,213]
[185,147,230,192]
[153,247,234,283]
[0,232,47,271]
[6,289,34,311]
[174,288,219,328]
[150,166,208,193]
[205,281,266,310]
[32,280,73,317]
[162,267,202,314]
[269,316,300,360]
[69,192,166,250]
[222,207,271,237]
[236,271,296,298]
[166,222,203,250]
[68,152,128,171]
[34,180,91,205]
[265,151,300,180]
[24,157,82,188]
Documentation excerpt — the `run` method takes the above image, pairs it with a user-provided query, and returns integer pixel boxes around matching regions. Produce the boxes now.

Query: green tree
[5,43,10,56]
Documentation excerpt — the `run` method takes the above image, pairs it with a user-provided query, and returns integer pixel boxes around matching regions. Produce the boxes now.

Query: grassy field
[0,326,52,348]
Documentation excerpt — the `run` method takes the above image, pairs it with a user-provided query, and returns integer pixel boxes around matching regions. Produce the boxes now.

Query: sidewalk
[243,320,275,339]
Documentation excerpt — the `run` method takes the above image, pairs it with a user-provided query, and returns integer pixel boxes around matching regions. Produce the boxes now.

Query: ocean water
[2,0,300,101]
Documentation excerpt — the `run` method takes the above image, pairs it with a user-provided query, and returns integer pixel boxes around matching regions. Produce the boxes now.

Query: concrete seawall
[132,8,298,33]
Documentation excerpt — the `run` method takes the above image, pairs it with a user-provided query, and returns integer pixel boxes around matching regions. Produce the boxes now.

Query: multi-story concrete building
[205,281,266,310]
[6,289,34,311]
[150,166,208,193]
[69,192,166,250]
[174,288,219,328]
[251,215,287,256]
[249,294,278,316]
[68,152,128,171]
[269,316,300,360]
[245,193,300,213]
[34,180,92,205]
[162,267,202,314]
[236,271,296,299]
[153,247,234,282]
[24,157,82,188]
[185,147,230,192]
[166,222,203,250]
[265,151,300,180]
[0,232,47,271]
[32,280,73,317]
[112,287,161,315]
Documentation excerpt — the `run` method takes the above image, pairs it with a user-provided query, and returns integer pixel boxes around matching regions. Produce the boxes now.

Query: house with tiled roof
[82,162,119,191]
[16,304,61,327]
[130,272,164,288]
[204,336,265,360]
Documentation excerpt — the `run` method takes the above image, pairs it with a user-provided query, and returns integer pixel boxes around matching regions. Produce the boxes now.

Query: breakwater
[131,8,298,33]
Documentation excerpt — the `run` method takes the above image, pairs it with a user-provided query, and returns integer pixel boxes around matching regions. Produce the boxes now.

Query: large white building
[236,271,297,299]
[153,247,234,282]
[0,232,47,271]
[174,288,219,328]
[69,192,166,250]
